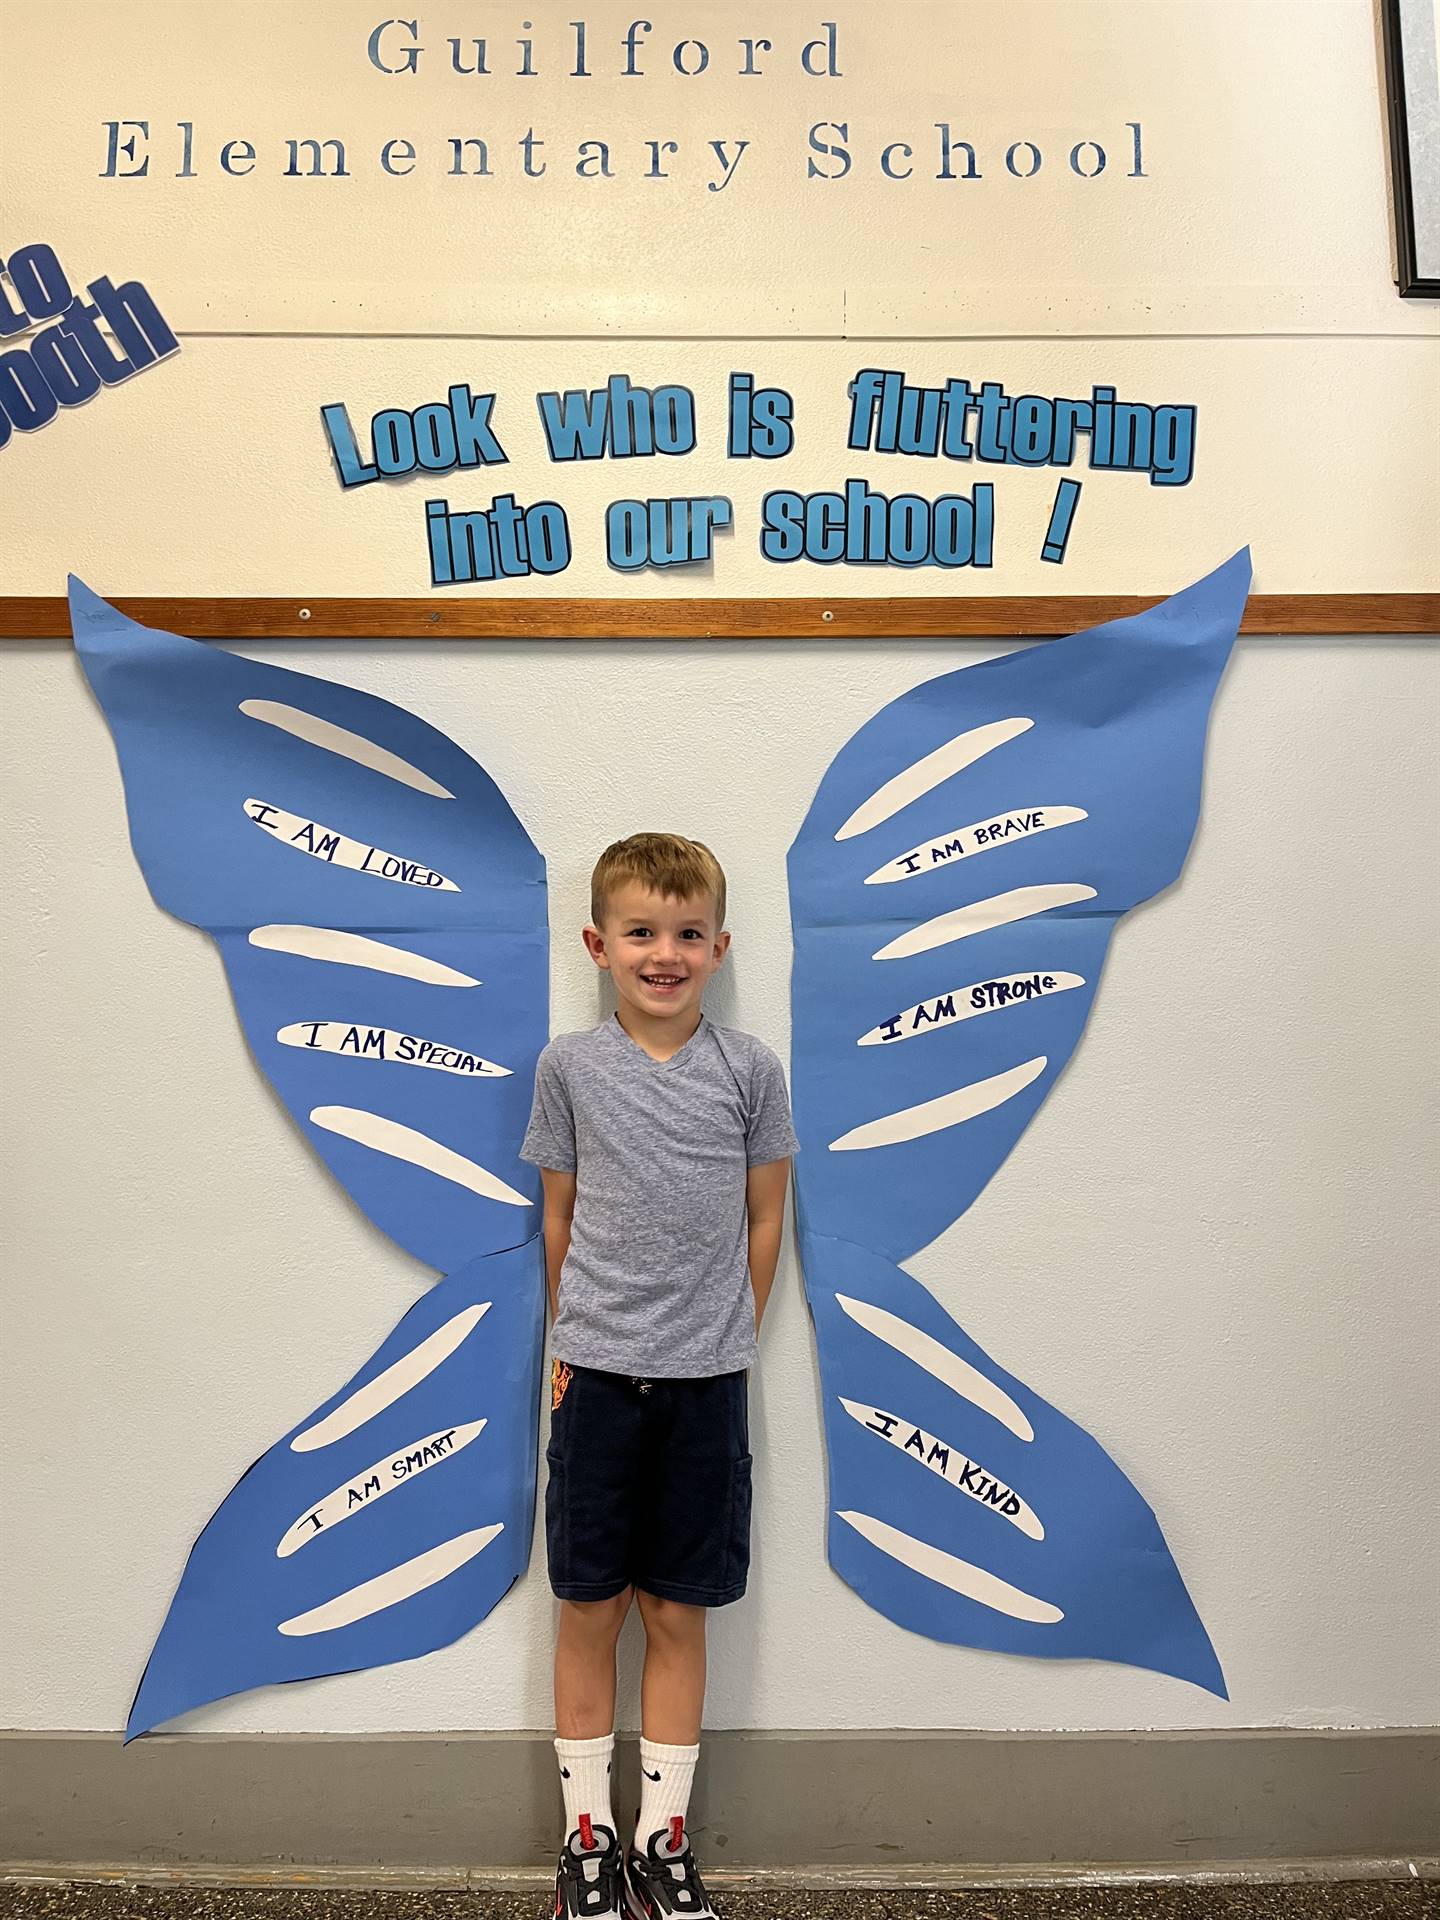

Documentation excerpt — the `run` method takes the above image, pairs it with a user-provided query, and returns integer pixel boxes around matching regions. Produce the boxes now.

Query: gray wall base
[2,1730,1436,1876]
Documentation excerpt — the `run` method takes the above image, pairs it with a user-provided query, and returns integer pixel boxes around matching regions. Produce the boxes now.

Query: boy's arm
[539,1167,577,1323]
[746,1158,791,1333]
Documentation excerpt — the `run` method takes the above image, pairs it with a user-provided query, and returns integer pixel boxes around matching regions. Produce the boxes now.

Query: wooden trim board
[1,593,1436,641]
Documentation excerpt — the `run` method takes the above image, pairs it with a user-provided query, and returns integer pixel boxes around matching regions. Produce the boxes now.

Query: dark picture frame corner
[1381,0,1440,296]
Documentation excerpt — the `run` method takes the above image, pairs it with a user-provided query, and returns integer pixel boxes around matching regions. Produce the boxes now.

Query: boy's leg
[556,1588,634,1739]
[554,1589,631,1855]
[546,1365,642,1898]
[634,1592,706,1853]
[627,1371,749,1881]
[635,1591,706,1744]
[624,1377,746,1918]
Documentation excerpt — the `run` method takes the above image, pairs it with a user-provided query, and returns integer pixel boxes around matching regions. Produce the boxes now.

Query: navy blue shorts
[545,1362,751,1608]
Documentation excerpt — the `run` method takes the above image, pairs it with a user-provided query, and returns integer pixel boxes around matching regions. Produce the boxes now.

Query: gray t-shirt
[520,1014,799,1377]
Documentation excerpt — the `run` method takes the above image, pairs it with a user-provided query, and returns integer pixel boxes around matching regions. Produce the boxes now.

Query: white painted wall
[3,626,1437,1734]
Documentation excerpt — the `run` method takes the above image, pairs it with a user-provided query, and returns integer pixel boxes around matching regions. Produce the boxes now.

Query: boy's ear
[582,923,611,971]
[714,929,732,965]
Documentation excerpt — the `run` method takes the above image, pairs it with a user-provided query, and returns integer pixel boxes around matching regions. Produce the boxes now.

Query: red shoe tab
[668,1814,684,1852]
[578,1812,595,1851]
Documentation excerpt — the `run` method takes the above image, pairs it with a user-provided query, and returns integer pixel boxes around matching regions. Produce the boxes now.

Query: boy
[521,832,797,1920]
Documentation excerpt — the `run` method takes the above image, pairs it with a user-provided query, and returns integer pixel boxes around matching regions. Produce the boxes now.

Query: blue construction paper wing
[67,579,549,1736]
[788,549,1251,1696]
[70,578,545,1274]
[128,1241,543,1740]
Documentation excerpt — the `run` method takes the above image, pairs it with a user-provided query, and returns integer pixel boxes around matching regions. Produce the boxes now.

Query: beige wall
[3,3,1438,600]
[6,1,1435,339]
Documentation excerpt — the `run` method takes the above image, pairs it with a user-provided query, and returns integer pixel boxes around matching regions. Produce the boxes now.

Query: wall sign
[320,366,1195,584]
[0,241,178,447]
[6,4,1424,337]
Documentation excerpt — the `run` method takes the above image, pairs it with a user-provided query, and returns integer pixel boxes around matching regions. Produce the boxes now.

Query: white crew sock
[555,1732,615,1848]
[636,1737,700,1850]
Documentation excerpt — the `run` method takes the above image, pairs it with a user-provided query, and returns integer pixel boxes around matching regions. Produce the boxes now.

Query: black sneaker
[623,1821,718,1918]
[555,1820,625,1918]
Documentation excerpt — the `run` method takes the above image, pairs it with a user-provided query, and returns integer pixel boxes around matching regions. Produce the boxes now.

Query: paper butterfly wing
[790,550,1251,1265]
[806,1238,1225,1694]
[126,1242,543,1740]
[788,550,1251,1695]
[70,575,546,1272]
[68,579,548,1735]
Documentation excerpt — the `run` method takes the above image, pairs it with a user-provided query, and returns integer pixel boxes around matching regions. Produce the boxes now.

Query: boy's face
[583,881,730,1029]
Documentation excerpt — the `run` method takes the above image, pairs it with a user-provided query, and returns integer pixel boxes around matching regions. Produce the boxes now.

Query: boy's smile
[584,879,730,1055]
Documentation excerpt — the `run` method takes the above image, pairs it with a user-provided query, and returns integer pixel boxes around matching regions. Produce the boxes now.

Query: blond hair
[590,832,727,929]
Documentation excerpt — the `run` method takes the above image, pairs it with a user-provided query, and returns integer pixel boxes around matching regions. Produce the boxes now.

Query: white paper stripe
[278,1022,509,1078]
[277,1421,487,1556]
[829,1056,1046,1152]
[858,972,1085,1046]
[865,807,1087,884]
[838,1399,1043,1540]
[239,700,455,799]
[276,1525,504,1636]
[249,925,480,987]
[836,1295,1034,1442]
[290,1304,491,1452]
[310,1106,530,1207]
[874,884,1097,960]
[837,1510,1063,1624]
[244,799,458,892]
[834,718,1033,841]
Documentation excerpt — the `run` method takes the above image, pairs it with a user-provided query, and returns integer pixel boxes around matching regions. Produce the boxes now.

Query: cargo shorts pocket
[725,1452,754,1591]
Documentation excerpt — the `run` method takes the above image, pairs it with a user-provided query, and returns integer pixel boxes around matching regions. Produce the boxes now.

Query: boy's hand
[746,1158,791,1333]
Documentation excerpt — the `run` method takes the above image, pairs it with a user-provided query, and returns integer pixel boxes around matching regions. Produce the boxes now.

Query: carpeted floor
[2,1882,1437,1919]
